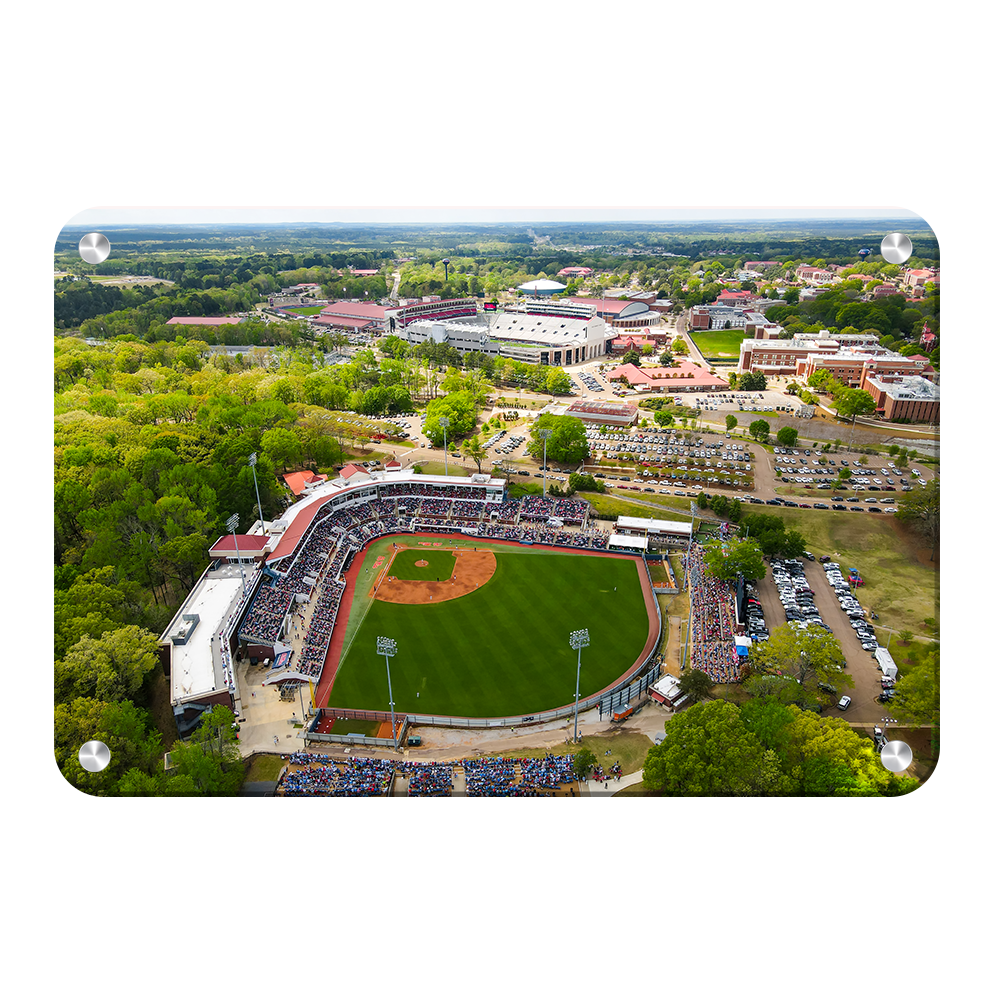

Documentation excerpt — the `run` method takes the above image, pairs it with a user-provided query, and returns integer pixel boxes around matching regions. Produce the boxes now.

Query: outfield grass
[389,548,456,581]
[332,544,654,717]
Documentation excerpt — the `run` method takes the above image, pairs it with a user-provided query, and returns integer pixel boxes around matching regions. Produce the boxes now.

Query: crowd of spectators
[682,543,743,683]
[276,752,578,796]
[279,754,395,796]
[295,579,347,678]
[398,761,455,796]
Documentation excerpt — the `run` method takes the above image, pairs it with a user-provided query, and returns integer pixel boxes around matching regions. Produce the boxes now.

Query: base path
[373,546,497,605]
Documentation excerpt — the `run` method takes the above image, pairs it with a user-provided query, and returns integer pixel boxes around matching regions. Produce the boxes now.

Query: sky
[65,206,925,226]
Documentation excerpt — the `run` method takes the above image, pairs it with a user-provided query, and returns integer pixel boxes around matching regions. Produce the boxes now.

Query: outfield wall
[313,533,663,732]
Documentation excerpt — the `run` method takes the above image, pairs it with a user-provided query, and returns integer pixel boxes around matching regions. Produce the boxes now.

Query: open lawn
[243,754,284,782]
[332,543,654,718]
[282,305,326,315]
[580,490,699,522]
[776,509,938,633]
[689,329,747,357]
[512,731,654,775]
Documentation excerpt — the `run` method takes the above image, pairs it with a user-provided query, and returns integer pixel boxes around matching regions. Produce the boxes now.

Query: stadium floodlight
[225,513,247,595]
[439,416,451,476]
[248,452,264,534]
[539,427,553,497]
[569,628,590,743]
[377,636,399,749]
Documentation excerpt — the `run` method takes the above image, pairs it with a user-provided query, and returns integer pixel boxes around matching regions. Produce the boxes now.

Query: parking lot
[752,555,891,723]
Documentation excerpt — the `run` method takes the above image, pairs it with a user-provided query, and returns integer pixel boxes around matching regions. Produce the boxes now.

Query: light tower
[225,513,247,595]
[439,415,450,476]
[376,636,398,749]
[248,452,264,533]
[569,628,590,743]
[539,426,553,497]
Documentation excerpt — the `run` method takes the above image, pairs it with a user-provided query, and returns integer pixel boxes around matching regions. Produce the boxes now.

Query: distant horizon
[63,207,927,227]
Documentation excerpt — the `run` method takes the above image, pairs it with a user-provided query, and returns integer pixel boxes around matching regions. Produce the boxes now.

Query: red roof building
[606,361,729,393]
[339,463,370,479]
[282,470,329,496]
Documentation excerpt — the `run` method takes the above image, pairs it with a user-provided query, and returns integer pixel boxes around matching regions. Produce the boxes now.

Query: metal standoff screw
[880,740,913,773]
[78,740,111,772]
[880,233,912,265]
[78,232,111,264]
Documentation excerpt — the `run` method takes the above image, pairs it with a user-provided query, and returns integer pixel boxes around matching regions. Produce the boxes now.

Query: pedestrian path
[586,770,644,795]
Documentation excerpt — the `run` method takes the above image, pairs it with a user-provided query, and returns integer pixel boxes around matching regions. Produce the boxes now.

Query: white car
[837,696,852,711]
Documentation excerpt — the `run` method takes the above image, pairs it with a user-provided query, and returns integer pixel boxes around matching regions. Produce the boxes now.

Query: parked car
[837,695,852,711]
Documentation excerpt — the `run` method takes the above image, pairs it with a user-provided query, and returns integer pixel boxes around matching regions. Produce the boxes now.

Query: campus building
[605,361,729,393]
[861,373,940,423]
[404,311,610,365]
[796,350,934,387]
[567,296,660,330]
[563,399,639,426]
[738,332,882,375]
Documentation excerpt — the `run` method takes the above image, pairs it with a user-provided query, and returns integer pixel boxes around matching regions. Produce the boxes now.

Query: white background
[4,3,990,997]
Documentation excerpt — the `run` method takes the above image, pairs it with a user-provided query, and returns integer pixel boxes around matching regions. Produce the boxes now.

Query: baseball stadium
[170,464,664,776]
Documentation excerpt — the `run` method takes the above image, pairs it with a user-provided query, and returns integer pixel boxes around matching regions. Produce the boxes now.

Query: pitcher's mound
[414,559,429,567]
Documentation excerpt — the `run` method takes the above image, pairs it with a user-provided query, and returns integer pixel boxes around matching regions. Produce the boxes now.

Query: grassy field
[243,754,284,782]
[389,548,456,581]
[512,731,654,775]
[777,509,938,632]
[689,329,747,357]
[282,305,326,315]
[331,542,654,717]
[580,490,700,522]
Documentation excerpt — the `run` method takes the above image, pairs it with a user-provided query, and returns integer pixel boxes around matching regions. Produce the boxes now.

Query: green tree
[833,387,877,419]
[573,747,597,780]
[725,414,738,433]
[461,434,488,473]
[621,348,642,367]
[261,426,302,471]
[776,425,798,447]
[527,413,589,465]
[423,391,477,446]
[748,623,851,702]
[546,368,572,395]
[654,409,675,427]
[642,700,790,796]
[895,478,939,548]
[748,419,771,443]
[702,538,767,582]
[892,647,940,726]
[56,625,161,703]
[54,697,164,796]
[678,669,714,699]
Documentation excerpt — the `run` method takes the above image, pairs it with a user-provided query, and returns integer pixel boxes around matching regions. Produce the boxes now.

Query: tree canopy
[526,413,589,465]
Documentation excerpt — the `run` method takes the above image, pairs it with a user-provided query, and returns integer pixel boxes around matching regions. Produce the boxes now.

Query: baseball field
[327,536,657,718]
